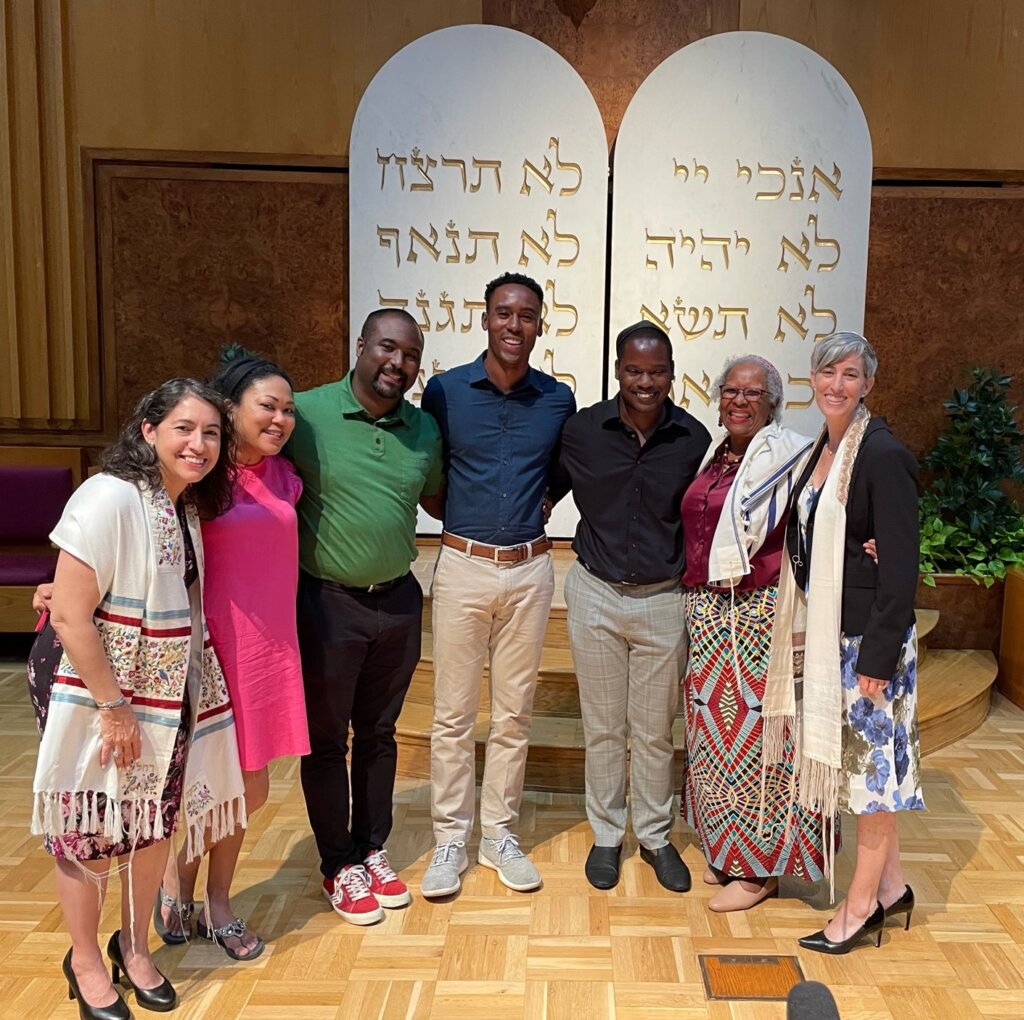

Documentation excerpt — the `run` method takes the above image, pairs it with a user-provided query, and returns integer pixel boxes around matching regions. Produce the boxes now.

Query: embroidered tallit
[31,474,246,861]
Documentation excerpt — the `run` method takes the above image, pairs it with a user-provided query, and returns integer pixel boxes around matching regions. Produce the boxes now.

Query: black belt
[578,558,671,588]
[314,572,409,595]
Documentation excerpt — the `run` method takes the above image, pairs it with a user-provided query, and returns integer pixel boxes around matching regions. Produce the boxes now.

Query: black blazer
[786,417,919,681]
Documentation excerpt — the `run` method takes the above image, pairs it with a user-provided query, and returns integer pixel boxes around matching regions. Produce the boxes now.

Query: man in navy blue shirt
[420,272,575,897]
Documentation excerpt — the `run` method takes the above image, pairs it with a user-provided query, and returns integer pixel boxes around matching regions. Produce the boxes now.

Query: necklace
[723,445,744,464]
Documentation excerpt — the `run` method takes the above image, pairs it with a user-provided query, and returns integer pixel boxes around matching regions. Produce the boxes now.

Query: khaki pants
[564,560,687,849]
[430,542,555,842]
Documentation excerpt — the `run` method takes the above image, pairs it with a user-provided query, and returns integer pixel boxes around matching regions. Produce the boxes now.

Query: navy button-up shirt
[422,353,576,545]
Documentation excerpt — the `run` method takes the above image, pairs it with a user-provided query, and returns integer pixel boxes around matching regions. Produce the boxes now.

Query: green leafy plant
[919,367,1024,586]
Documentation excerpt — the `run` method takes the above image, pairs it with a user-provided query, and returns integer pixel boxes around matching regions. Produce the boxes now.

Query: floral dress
[796,483,926,815]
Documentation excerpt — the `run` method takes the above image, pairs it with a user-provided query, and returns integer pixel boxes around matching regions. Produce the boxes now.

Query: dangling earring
[717,415,723,427]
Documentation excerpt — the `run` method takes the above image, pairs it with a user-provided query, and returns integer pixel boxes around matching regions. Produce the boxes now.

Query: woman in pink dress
[157,356,309,959]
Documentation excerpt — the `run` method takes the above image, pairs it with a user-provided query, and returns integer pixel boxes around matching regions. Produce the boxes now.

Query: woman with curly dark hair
[27,378,247,1019]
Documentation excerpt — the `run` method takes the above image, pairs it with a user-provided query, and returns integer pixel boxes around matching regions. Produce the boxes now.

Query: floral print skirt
[27,619,191,861]
[840,626,926,814]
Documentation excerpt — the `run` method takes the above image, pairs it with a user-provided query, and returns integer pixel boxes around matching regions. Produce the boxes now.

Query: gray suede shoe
[478,834,541,892]
[421,839,468,899]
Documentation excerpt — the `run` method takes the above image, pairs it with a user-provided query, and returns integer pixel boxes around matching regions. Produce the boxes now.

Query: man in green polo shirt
[287,307,442,927]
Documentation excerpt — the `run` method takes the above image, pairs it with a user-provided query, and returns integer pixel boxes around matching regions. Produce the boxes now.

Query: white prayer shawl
[702,423,814,588]
[762,405,872,896]
[31,474,246,861]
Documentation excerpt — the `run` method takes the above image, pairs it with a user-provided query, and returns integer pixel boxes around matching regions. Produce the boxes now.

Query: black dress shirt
[551,397,711,584]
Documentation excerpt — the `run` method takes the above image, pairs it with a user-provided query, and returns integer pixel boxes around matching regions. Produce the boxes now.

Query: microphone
[786,980,840,1020]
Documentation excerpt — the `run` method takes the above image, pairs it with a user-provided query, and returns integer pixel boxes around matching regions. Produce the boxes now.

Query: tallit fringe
[31,790,164,843]
[184,795,248,863]
[759,714,793,835]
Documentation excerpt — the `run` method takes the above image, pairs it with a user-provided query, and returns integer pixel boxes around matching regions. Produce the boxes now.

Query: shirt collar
[468,352,543,394]
[599,396,692,433]
[338,373,409,426]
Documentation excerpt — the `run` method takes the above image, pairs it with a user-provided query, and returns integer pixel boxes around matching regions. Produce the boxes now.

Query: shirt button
[630,572,637,577]
[501,493,507,498]
[634,487,639,493]
[631,543,637,548]
[632,515,638,521]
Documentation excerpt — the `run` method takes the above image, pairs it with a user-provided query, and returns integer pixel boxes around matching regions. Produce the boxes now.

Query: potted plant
[917,367,1024,651]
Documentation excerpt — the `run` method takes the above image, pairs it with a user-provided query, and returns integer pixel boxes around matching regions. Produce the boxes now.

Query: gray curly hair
[713,354,784,423]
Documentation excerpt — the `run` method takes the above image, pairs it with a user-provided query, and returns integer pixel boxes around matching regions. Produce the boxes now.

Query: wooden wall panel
[864,187,1024,460]
[95,163,347,427]
[739,0,1024,173]
[0,0,91,431]
[484,0,739,145]
[68,0,481,158]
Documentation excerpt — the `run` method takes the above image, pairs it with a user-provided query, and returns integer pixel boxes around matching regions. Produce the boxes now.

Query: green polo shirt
[287,375,443,586]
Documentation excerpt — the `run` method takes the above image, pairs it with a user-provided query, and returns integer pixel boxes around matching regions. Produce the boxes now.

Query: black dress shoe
[883,885,915,930]
[106,931,178,1012]
[639,843,691,892]
[798,902,885,955]
[585,844,622,889]
[62,947,132,1020]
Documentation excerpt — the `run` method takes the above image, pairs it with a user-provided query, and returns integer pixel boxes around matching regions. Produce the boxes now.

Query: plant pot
[915,574,1004,654]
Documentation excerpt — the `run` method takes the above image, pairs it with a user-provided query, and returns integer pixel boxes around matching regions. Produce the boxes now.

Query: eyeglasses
[720,386,768,401]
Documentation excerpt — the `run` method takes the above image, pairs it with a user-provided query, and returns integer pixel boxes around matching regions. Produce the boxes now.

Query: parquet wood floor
[3,659,1024,1019]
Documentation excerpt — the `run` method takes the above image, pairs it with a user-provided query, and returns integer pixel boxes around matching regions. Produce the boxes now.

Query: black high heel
[62,947,132,1020]
[883,885,915,930]
[106,931,178,1012]
[798,902,885,955]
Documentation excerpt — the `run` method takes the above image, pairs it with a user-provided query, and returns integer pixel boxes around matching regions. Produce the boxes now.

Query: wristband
[95,694,127,711]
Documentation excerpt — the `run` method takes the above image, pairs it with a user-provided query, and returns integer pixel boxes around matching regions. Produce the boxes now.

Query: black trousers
[297,570,422,878]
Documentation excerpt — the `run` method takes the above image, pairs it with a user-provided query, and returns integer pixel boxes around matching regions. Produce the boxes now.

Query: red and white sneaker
[363,849,412,908]
[322,864,384,925]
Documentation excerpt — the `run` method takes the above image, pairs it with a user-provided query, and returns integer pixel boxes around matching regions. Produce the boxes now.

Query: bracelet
[95,694,127,711]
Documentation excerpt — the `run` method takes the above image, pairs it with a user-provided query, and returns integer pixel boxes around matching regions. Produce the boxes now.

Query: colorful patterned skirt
[840,627,926,814]
[682,584,832,880]
[27,620,190,861]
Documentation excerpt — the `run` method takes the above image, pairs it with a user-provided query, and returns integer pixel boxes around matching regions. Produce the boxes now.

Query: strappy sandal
[196,916,266,961]
[153,888,195,946]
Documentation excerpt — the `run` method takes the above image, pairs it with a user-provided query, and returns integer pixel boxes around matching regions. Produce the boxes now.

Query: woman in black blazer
[767,332,923,955]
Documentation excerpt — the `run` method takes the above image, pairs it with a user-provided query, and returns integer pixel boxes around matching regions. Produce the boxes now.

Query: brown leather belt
[442,532,552,564]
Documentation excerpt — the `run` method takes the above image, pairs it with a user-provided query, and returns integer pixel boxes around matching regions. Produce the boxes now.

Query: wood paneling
[998,568,1024,709]
[68,0,481,158]
[93,160,348,427]
[739,0,1024,173]
[864,187,1024,462]
[0,0,91,432]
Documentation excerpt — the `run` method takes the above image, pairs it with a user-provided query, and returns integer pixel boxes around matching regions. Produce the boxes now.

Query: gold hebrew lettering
[700,231,731,271]
[415,290,431,331]
[736,160,752,183]
[436,292,456,332]
[773,303,808,342]
[377,226,401,268]
[441,156,467,191]
[466,230,500,265]
[549,209,580,267]
[789,158,804,201]
[778,233,812,272]
[785,374,815,409]
[734,232,750,255]
[520,156,553,195]
[679,231,696,254]
[713,306,750,340]
[410,148,437,191]
[680,371,713,409]
[809,162,843,202]
[376,290,409,309]
[445,221,460,264]
[376,149,406,191]
[640,302,671,331]
[407,224,441,263]
[645,229,676,270]
[432,358,445,375]
[545,278,578,336]
[676,304,713,342]
[410,368,426,403]
[693,160,709,182]
[461,299,485,332]
[470,158,502,193]
[808,213,841,271]
[543,348,577,393]
[756,163,786,200]
[673,159,689,182]
[550,137,582,196]
[805,284,837,340]
[519,227,552,267]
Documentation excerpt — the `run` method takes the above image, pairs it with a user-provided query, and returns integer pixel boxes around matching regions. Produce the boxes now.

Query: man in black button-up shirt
[551,321,710,891]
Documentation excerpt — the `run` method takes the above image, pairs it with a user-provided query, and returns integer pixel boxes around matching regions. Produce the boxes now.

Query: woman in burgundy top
[680,354,828,912]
